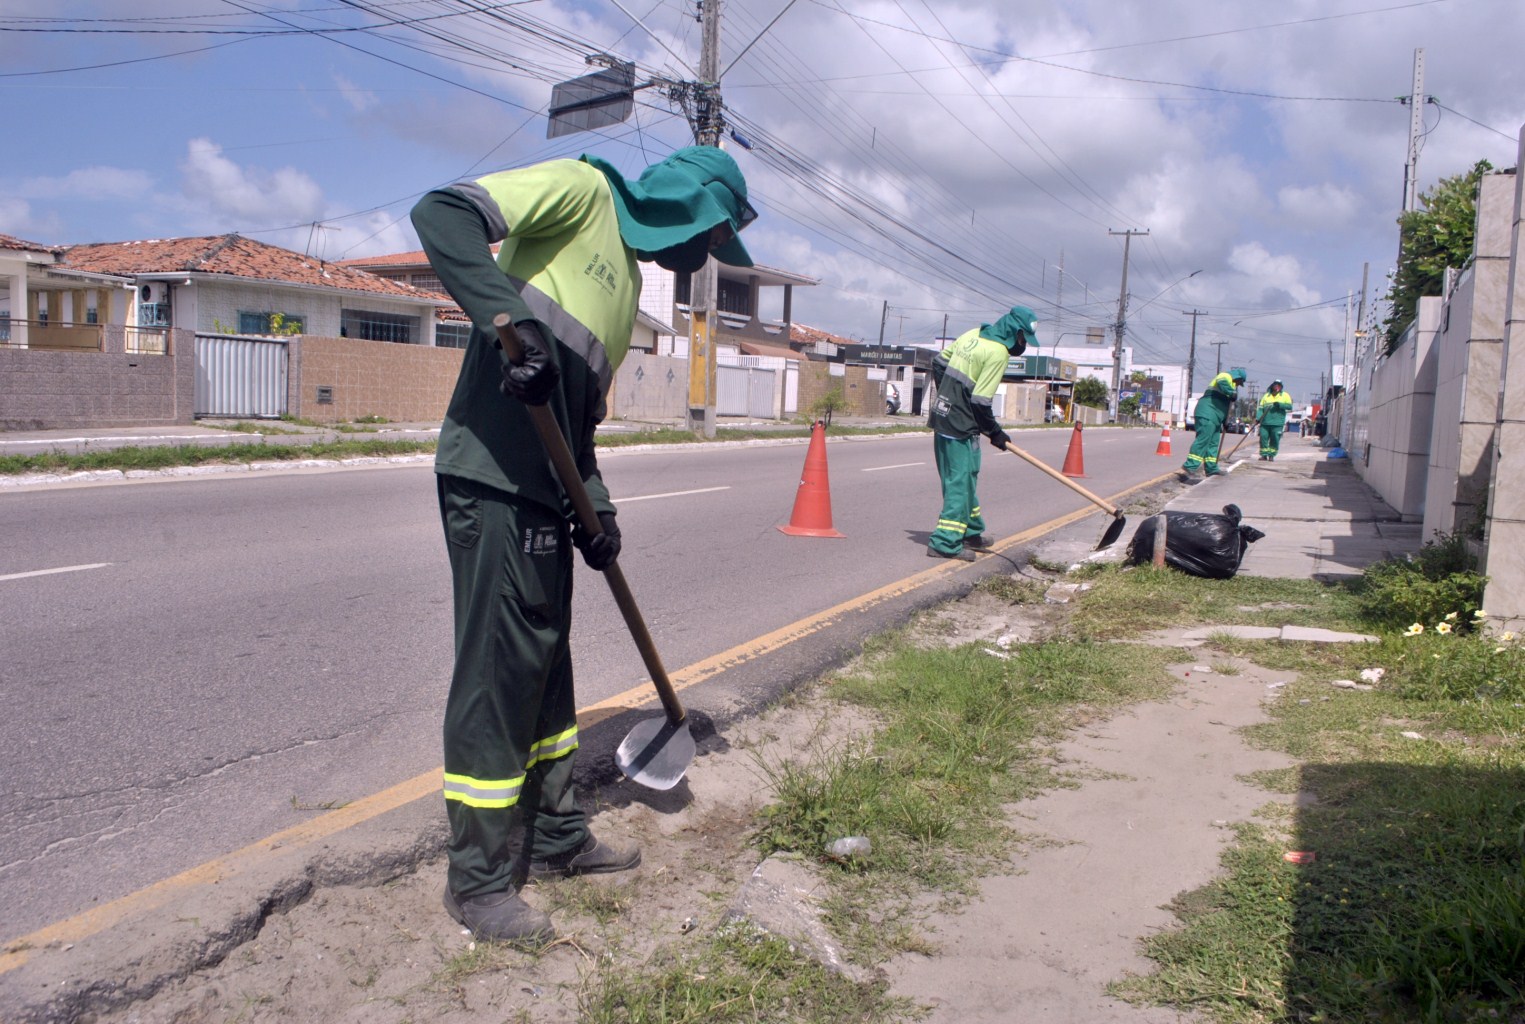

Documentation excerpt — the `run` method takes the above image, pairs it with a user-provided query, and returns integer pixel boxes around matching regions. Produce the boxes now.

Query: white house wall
[190,281,436,344]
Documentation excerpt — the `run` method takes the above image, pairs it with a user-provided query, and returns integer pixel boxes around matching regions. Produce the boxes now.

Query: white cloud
[333,73,378,113]
[178,138,324,228]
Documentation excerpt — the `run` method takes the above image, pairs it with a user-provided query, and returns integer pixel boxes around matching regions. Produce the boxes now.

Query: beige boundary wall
[0,327,195,430]
[287,335,462,424]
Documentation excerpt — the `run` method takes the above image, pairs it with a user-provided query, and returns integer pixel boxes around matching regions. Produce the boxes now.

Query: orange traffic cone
[778,421,846,538]
[1155,426,1172,456]
[1061,421,1087,478]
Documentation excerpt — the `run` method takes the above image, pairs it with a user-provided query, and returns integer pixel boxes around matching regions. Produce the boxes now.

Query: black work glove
[499,321,559,405]
[572,511,621,571]
[989,428,1012,451]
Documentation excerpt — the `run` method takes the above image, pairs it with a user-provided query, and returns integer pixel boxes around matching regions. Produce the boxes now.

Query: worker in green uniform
[1257,379,1293,460]
[926,306,1037,559]
[411,147,757,943]
[1181,367,1245,482]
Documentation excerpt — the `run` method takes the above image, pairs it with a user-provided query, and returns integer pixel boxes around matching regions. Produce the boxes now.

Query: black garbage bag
[1124,503,1266,579]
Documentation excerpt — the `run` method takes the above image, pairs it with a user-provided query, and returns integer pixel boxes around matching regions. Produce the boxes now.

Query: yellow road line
[0,470,1173,972]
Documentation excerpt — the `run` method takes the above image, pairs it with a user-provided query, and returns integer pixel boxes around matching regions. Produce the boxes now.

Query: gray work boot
[528,834,642,880]
[443,887,554,944]
[926,545,976,561]
[964,534,991,549]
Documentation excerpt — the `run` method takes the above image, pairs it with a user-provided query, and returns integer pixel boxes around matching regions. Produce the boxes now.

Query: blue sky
[3,0,1523,403]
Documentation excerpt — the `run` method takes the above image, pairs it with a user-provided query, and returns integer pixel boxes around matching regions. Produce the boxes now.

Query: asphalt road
[0,427,1171,940]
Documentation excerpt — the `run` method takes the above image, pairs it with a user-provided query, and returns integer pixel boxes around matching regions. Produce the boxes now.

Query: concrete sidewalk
[1165,434,1421,581]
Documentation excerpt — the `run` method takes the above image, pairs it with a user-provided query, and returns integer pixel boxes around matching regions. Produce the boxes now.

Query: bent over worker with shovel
[925,306,1038,560]
[1181,367,1245,483]
[412,147,758,944]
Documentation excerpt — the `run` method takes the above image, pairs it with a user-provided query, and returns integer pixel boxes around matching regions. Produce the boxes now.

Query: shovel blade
[1097,514,1127,550]
[615,715,695,791]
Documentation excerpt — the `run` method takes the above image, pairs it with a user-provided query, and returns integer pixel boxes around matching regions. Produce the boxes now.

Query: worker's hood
[582,147,756,267]
[980,305,1038,354]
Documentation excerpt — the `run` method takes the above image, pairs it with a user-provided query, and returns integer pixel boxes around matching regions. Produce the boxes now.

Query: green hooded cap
[1230,367,1247,384]
[979,305,1038,353]
[582,146,757,267]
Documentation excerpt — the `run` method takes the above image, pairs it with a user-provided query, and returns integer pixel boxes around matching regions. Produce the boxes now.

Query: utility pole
[1108,228,1148,418]
[686,0,724,436]
[1183,309,1204,403]
[1211,338,1229,376]
[877,299,888,346]
[1401,48,1426,213]
[1054,249,1065,342]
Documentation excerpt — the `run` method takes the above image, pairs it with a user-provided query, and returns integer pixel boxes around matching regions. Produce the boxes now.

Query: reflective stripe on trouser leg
[930,434,978,555]
[966,442,986,541]
[437,475,588,898]
[1186,419,1224,474]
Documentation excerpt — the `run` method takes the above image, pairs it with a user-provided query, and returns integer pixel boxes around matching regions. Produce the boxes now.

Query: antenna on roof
[305,222,342,260]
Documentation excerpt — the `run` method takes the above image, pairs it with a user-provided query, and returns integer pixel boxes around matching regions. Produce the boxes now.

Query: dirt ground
[86,586,1296,1024]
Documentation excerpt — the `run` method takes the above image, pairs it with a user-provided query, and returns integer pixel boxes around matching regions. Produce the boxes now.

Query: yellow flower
[1404,623,1424,636]
[1435,622,1453,635]
[1445,612,1459,621]
[1504,632,1517,642]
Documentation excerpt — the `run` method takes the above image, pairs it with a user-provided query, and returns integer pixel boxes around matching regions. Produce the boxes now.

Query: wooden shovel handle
[999,439,1122,519]
[494,315,685,726]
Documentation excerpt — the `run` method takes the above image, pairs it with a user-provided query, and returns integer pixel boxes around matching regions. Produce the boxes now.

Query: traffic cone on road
[778,421,846,538]
[1061,421,1087,478]
[1155,426,1172,456]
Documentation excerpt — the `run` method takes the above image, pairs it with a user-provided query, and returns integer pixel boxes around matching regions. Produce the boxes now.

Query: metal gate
[717,365,776,418]
[194,335,289,418]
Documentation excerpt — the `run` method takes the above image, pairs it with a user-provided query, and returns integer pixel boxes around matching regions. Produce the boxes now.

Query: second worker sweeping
[926,306,1039,560]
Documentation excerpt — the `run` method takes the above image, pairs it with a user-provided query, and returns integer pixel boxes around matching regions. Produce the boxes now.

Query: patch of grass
[0,438,439,475]
[431,937,538,988]
[973,574,1048,604]
[577,926,909,1024]
[752,637,1178,952]
[1067,565,1365,640]
[539,877,637,926]
[1120,625,1525,1023]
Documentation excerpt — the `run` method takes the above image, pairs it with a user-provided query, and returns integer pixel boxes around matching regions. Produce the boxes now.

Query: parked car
[1224,418,1250,434]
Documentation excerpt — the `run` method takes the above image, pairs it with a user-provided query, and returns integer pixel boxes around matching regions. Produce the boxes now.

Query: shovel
[494,315,693,791]
[998,439,1127,549]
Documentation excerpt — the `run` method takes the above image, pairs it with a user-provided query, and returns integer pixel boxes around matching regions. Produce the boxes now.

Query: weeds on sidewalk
[753,626,1178,964]
[1110,552,1525,1024]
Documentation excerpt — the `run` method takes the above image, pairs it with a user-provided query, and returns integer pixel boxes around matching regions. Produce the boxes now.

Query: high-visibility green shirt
[1258,389,1293,426]
[1192,371,1239,426]
[928,327,1008,439]
[412,160,642,516]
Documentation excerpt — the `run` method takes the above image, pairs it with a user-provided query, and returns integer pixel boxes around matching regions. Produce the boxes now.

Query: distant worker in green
[926,306,1038,559]
[1257,379,1294,460]
[1181,366,1245,482]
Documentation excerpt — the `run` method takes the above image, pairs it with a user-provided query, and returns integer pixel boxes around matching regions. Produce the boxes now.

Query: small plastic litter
[826,836,871,861]
[1327,447,1348,459]
[1400,731,1425,740]
[1283,851,1316,864]
[1359,667,1385,683]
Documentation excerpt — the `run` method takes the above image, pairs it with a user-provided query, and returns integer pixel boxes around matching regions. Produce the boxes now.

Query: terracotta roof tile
[0,232,61,255]
[790,322,854,348]
[61,234,438,302]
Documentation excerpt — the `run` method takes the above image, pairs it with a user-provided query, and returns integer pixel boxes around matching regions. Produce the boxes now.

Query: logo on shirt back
[584,252,618,296]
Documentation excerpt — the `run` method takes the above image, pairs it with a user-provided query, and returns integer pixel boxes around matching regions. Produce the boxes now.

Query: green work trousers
[1184,404,1226,476]
[438,475,588,899]
[930,434,985,554]
[1258,422,1285,459]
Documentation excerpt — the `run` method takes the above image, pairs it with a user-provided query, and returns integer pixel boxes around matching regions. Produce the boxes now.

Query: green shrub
[1358,533,1486,630]
[1383,625,1525,703]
